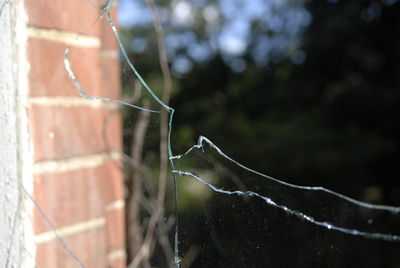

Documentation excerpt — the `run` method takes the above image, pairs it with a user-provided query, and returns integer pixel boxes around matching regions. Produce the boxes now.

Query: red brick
[101,5,119,50]
[26,1,124,266]
[30,106,121,161]
[28,38,102,98]
[33,159,123,234]
[36,227,108,268]
[103,110,123,150]
[99,164,124,205]
[26,0,101,36]
[101,56,121,100]
[109,255,126,268]
[105,208,125,252]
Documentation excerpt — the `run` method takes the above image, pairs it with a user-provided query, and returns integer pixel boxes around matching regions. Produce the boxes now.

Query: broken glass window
[63,0,400,267]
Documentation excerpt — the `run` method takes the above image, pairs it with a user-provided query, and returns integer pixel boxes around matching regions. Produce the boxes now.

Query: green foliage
[122,0,400,266]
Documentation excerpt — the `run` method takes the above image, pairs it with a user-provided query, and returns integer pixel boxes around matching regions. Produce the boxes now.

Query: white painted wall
[0,1,22,267]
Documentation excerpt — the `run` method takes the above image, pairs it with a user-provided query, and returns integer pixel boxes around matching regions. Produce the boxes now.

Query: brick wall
[22,0,125,267]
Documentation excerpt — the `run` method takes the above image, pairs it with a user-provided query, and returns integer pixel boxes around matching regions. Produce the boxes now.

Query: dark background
[121,0,400,267]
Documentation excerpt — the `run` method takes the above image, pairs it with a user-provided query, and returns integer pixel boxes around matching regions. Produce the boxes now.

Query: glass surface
[32,0,400,267]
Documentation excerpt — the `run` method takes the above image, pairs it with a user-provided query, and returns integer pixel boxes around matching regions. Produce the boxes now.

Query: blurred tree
[120,0,400,267]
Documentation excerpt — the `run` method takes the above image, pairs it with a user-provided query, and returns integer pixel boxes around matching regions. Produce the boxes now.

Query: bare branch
[128,0,174,266]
